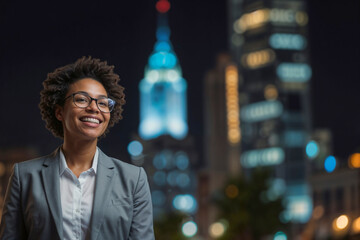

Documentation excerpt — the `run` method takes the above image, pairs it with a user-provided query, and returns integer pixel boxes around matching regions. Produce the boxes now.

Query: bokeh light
[295,11,308,26]
[264,84,278,100]
[242,48,275,69]
[241,100,283,123]
[269,33,307,50]
[209,222,226,238]
[225,65,241,144]
[274,231,287,240]
[306,140,319,159]
[175,151,189,170]
[153,153,167,170]
[238,9,270,32]
[176,173,190,188]
[352,216,360,233]
[173,194,197,213]
[225,184,239,198]
[349,153,360,168]
[127,140,143,156]
[276,63,312,82]
[324,155,336,173]
[167,170,179,186]
[333,215,349,231]
[182,221,197,237]
[312,205,324,220]
[156,0,170,13]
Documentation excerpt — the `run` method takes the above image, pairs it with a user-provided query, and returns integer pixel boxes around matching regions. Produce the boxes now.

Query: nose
[86,99,99,113]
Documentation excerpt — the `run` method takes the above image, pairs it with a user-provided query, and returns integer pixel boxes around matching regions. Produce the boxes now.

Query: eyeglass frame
[63,91,115,113]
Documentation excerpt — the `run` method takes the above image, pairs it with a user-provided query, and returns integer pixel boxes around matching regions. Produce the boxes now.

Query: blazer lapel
[88,149,115,240]
[41,148,63,240]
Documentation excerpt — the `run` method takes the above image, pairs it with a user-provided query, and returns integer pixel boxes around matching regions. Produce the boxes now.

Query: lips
[80,117,102,124]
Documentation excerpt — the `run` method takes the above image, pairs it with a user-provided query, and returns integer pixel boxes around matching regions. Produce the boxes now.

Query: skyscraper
[199,53,242,237]
[138,1,187,141]
[228,0,313,226]
[133,0,198,223]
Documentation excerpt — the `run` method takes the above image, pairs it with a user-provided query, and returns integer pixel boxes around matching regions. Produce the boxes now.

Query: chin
[81,130,105,140]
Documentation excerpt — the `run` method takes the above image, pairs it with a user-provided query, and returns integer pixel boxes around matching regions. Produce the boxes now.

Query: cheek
[104,114,111,126]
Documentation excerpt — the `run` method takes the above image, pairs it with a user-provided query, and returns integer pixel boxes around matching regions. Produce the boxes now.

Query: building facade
[200,53,241,237]
[228,0,313,226]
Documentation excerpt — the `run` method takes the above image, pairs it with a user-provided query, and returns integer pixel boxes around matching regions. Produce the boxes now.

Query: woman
[0,57,155,240]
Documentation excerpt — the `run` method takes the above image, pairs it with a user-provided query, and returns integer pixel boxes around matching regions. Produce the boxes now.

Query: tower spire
[138,0,188,140]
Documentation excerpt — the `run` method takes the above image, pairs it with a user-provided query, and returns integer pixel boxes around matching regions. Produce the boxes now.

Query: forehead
[69,78,107,96]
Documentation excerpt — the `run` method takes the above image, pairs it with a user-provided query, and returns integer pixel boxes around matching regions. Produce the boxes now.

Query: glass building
[228,0,313,225]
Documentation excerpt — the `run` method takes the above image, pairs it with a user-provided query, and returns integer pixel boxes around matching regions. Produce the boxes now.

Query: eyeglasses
[64,92,115,113]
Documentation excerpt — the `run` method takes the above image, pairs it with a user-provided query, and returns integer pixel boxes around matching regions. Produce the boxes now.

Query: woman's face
[55,78,111,141]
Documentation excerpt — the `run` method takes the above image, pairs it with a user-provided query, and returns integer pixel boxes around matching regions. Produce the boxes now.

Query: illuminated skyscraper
[139,1,188,141]
[133,0,197,222]
[199,53,242,237]
[228,0,313,227]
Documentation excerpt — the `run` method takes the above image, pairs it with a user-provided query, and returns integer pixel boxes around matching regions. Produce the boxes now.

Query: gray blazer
[0,147,155,240]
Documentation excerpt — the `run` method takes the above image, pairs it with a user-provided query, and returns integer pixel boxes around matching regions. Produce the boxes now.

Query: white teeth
[81,117,100,124]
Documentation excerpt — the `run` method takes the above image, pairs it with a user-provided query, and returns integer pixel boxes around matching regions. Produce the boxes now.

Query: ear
[55,105,63,121]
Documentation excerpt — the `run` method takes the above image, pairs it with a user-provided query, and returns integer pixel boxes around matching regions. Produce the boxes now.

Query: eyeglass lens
[73,93,114,112]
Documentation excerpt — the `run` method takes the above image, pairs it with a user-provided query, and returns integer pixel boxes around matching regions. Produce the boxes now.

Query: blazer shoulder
[16,149,58,173]
[16,155,47,171]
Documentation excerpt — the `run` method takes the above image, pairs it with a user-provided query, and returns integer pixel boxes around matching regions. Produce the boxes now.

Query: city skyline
[0,0,359,161]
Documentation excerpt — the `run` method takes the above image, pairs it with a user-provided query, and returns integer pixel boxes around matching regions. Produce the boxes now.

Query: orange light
[349,153,360,168]
[242,49,275,69]
[225,184,239,199]
[239,9,270,32]
[225,65,241,144]
[295,11,308,26]
[264,84,278,100]
[352,217,360,233]
[333,215,349,231]
[312,205,324,220]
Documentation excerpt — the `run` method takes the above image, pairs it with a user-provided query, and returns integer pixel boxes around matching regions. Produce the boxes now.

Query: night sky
[0,0,359,161]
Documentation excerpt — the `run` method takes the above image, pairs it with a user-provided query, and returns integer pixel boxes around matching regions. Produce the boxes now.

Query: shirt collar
[59,147,99,175]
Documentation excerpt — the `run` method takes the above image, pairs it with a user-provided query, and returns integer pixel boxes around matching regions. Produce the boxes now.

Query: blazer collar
[41,147,116,240]
[41,147,64,240]
[87,148,115,240]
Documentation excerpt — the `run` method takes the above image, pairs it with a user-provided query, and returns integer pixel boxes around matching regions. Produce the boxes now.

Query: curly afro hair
[39,56,126,138]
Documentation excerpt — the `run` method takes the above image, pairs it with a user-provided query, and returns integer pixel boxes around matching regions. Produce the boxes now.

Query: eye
[74,94,89,103]
[98,98,109,107]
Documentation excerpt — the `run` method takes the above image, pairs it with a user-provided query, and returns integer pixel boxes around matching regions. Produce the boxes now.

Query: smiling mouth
[80,117,101,124]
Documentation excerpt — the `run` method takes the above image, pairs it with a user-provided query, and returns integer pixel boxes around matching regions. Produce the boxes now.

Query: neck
[61,137,98,174]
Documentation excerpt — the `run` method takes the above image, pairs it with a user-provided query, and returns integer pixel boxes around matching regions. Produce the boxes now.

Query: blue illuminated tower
[132,0,198,225]
[139,1,188,140]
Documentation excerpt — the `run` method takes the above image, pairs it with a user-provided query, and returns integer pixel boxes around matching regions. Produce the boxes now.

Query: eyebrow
[76,91,108,98]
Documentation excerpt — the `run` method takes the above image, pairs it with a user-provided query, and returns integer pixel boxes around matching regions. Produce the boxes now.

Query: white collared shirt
[59,148,98,240]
